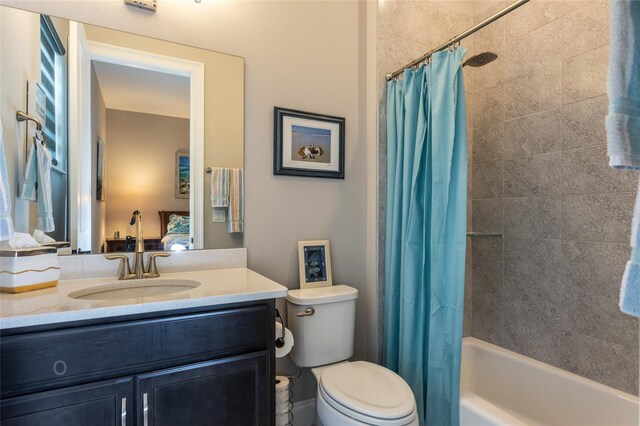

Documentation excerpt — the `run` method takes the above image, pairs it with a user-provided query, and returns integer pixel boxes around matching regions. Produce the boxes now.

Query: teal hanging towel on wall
[384,47,468,426]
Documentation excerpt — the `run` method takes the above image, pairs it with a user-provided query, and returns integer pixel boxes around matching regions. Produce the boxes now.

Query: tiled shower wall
[467,0,639,394]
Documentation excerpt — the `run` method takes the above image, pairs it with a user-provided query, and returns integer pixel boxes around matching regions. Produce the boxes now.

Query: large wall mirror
[1,5,244,255]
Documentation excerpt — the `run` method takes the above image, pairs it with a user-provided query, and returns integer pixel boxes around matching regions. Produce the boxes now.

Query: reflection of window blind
[40,15,64,152]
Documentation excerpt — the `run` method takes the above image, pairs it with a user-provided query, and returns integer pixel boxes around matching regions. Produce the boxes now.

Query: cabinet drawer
[1,304,270,398]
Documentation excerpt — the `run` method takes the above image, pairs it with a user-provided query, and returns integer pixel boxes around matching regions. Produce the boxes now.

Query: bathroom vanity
[0,265,287,425]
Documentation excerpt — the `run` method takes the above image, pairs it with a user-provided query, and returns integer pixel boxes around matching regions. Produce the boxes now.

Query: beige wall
[0,7,42,234]
[0,7,69,239]
[83,24,244,250]
[105,109,189,242]
[91,65,107,253]
[3,0,374,403]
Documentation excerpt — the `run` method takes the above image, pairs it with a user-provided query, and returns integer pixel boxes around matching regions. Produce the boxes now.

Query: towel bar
[16,110,58,167]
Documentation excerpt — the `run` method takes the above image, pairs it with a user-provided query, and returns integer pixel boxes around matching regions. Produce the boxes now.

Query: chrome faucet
[105,210,171,280]
[130,210,145,279]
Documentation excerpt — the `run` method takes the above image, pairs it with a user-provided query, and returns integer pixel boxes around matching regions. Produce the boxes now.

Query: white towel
[8,232,40,249]
[0,123,14,241]
[35,139,54,232]
[210,167,230,208]
[33,229,55,244]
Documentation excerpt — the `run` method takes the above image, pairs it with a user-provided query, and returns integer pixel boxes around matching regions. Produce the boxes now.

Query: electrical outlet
[213,209,226,223]
[124,0,157,12]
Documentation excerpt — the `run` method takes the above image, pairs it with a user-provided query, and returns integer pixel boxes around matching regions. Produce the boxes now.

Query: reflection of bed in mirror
[159,210,190,251]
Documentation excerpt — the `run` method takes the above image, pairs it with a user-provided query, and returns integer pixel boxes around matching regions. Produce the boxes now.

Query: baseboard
[291,398,315,426]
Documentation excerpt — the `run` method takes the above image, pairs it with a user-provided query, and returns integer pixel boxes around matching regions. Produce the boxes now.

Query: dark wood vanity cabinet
[0,301,276,426]
[0,378,133,426]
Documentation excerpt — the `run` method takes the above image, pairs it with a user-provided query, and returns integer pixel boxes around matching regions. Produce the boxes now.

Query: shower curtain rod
[385,0,531,81]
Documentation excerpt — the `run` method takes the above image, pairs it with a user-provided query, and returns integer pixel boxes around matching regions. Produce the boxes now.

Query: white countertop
[0,268,288,329]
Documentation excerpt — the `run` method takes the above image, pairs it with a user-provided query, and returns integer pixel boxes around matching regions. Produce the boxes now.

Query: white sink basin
[68,279,201,300]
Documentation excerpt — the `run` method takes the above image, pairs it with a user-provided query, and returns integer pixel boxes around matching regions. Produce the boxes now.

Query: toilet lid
[319,361,416,420]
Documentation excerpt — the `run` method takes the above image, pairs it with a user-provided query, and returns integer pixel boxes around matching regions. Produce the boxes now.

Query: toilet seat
[318,361,417,425]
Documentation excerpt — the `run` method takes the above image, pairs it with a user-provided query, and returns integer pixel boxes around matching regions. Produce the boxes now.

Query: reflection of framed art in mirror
[175,149,189,199]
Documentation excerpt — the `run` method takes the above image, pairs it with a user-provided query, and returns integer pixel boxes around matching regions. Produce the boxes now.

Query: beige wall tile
[562,44,609,104]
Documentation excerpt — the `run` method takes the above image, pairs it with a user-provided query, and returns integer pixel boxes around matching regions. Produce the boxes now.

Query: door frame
[68,25,205,250]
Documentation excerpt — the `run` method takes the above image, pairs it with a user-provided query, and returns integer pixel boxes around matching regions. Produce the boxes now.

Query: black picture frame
[273,107,345,179]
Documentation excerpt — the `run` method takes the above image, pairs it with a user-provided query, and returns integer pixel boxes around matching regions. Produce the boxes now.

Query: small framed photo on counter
[298,240,332,289]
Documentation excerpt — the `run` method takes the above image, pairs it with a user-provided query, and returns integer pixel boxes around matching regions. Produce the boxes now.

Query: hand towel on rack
[228,168,244,233]
[210,167,230,208]
[0,123,15,241]
[620,179,640,317]
[35,137,54,232]
[20,139,37,202]
[607,0,640,169]
[19,134,55,232]
[607,0,640,318]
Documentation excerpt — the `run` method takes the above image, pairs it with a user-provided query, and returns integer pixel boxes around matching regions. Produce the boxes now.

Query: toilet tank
[285,285,358,368]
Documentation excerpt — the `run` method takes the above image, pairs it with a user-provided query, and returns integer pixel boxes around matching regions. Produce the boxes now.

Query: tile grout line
[472,191,636,202]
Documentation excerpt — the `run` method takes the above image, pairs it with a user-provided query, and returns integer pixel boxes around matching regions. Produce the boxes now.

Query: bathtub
[460,337,639,426]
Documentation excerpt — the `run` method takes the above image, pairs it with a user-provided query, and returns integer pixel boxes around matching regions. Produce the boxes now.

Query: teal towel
[0,124,14,241]
[607,0,640,170]
[620,179,640,317]
[20,140,37,201]
[608,0,640,318]
[20,134,55,232]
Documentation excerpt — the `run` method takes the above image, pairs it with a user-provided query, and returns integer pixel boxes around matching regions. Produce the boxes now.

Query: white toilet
[286,285,419,426]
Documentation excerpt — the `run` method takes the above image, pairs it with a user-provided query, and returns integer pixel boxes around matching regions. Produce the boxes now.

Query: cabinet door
[0,377,132,426]
[136,351,270,426]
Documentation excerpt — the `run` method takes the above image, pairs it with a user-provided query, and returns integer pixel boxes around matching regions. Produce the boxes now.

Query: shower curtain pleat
[384,48,468,426]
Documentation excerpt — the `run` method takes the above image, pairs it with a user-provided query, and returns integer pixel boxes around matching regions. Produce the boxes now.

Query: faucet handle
[105,254,132,280]
[145,252,171,277]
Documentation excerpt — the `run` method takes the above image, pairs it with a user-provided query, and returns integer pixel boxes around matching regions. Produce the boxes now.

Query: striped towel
[210,167,230,208]
[0,123,14,241]
[607,0,640,317]
[228,168,244,233]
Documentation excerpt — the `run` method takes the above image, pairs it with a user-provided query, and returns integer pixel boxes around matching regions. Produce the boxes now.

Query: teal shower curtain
[384,48,468,426]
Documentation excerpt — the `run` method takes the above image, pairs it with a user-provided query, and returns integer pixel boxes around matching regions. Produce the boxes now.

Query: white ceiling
[92,61,190,119]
